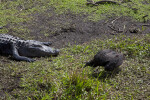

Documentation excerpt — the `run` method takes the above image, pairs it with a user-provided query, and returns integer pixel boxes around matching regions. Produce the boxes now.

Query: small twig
[108,25,123,33]
[108,17,123,33]
[141,24,150,26]
[122,24,126,33]
[95,0,121,5]
[111,16,122,24]
[86,0,120,6]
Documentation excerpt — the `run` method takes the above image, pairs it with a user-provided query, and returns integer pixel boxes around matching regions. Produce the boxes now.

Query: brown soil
[26,10,150,49]
[7,8,150,49]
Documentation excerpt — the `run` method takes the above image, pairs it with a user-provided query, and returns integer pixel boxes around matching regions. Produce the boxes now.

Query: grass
[0,0,150,100]
[0,0,149,27]
[1,34,150,100]
[49,0,150,21]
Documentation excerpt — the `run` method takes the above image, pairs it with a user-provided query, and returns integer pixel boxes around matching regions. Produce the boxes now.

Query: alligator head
[18,42,59,57]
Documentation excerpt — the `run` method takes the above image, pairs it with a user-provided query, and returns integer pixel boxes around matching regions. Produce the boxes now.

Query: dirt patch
[16,8,149,48]
[5,8,150,49]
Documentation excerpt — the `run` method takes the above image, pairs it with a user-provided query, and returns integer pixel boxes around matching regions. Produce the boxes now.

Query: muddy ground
[6,7,150,48]
[25,12,150,49]
[0,7,150,99]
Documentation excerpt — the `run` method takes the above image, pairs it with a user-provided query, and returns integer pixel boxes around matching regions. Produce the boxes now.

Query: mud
[6,8,150,49]
[25,10,150,48]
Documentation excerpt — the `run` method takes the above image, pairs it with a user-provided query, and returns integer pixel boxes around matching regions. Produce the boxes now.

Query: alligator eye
[33,45,42,47]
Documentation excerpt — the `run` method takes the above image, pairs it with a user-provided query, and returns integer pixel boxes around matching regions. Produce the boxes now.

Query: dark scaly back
[0,34,21,43]
[0,34,28,47]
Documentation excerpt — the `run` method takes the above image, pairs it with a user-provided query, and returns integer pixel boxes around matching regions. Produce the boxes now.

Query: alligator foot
[11,44,36,62]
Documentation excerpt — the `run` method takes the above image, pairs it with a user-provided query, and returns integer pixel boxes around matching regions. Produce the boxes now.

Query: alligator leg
[11,44,35,62]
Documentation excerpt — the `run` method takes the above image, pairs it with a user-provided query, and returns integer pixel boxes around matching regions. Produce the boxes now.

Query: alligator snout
[53,49,60,55]
[55,49,60,53]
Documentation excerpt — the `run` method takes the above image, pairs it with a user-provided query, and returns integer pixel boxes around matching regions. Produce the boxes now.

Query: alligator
[0,34,60,62]
[84,49,124,71]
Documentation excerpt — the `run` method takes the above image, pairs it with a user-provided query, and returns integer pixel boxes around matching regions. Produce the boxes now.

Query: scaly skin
[0,34,59,62]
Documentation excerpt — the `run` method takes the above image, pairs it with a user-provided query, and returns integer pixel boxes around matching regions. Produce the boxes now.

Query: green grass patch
[48,0,150,21]
[1,34,149,99]
[0,0,150,29]
[0,0,150,35]
[0,0,51,33]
